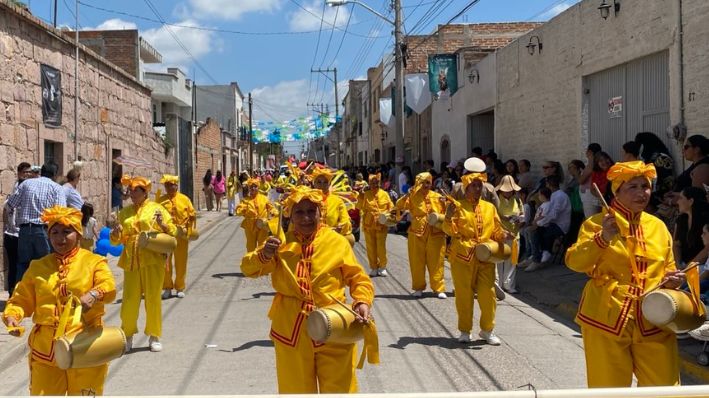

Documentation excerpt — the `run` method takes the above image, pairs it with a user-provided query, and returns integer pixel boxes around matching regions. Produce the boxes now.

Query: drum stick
[592,183,610,212]
[276,202,282,237]
[639,262,700,299]
[328,294,360,318]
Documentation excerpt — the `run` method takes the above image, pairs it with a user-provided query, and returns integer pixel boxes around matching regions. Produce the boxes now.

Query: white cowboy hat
[463,157,486,173]
[495,175,521,192]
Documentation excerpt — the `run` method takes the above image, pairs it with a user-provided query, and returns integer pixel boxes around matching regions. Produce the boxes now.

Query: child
[519,187,551,268]
[80,203,100,251]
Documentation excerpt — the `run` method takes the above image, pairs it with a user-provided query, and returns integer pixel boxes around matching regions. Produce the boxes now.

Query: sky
[36,0,580,124]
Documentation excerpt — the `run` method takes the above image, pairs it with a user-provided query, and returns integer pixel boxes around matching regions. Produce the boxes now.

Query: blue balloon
[99,227,111,240]
[94,239,110,256]
[108,244,123,257]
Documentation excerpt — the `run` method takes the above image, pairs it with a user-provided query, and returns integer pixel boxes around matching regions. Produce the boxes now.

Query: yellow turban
[368,173,381,184]
[311,167,335,183]
[462,172,487,190]
[121,174,152,191]
[282,186,324,217]
[160,174,179,185]
[246,177,260,187]
[41,205,83,234]
[411,172,433,195]
[607,161,657,194]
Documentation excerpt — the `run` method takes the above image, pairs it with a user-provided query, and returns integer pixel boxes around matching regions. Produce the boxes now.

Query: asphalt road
[0,215,590,395]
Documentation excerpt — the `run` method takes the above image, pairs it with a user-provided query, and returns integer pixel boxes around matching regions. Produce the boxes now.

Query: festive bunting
[252,113,334,143]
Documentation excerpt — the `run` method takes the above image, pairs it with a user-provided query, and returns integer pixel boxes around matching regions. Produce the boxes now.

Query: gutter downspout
[677,0,686,169]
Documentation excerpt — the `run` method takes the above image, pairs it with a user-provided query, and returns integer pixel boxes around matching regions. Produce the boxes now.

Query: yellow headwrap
[368,173,381,184]
[121,174,152,191]
[282,186,324,217]
[160,174,179,185]
[607,161,657,194]
[311,167,335,183]
[462,172,487,190]
[246,177,260,187]
[41,205,83,234]
[412,172,432,195]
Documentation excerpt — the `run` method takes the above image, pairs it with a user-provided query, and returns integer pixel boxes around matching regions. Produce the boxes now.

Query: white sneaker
[125,336,133,353]
[525,262,542,272]
[161,289,171,299]
[149,336,162,352]
[494,283,506,301]
[541,250,552,263]
[176,291,185,299]
[378,269,389,277]
[369,269,378,277]
[479,330,501,346]
[689,323,709,340]
[457,332,471,343]
[412,290,423,297]
[437,292,447,299]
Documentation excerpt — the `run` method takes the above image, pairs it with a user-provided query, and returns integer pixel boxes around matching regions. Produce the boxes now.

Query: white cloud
[141,20,217,69]
[85,18,138,31]
[289,0,352,32]
[188,0,282,20]
[252,79,311,122]
[539,1,575,20]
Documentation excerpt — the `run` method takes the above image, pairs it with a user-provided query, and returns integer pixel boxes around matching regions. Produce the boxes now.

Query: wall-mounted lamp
[526,36,543,55]
[468,69,480,84]
[598,0,620,19]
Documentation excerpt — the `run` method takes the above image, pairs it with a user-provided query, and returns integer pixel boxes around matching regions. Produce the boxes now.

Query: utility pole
[394,0,405,189]
[53,0,58,27]
[248,92,253,172]
[74,0,79,161]
[311,67,339,167]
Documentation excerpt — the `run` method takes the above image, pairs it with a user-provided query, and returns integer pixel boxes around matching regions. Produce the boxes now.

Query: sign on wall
[40,64,62,127]
[608,96,623,118]
[428,54,458,100]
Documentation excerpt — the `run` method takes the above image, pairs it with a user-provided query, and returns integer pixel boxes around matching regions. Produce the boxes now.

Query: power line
[526,0,574,21]
[327,4,355,68]
[406,0,483,54]
[318,6,340,69]
[308,1,328,105]
[289,0,387,39]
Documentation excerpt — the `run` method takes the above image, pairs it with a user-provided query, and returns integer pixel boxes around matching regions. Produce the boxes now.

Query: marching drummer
[311,167,354,242]
[236,177,277,252]
[3,206,116,395]
[157,174,196,299]
[395,172,448,298]
[241,186,375,394]
[110,175,176,353]
[356,173,394,277]
[442,172,511,345]
[565,161,686,387]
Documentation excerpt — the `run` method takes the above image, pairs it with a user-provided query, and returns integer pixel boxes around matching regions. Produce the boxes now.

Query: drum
[475,241,512,263]
[54,327,127,370]
[427,213,444,228]
[641,289,706,333]
[378,213,397,227]
[307,304,364,345]
[177,226,200,241]
[138,232,177,255]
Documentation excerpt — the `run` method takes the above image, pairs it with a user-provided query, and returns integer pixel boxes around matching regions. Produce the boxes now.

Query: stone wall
[193,118,222,210]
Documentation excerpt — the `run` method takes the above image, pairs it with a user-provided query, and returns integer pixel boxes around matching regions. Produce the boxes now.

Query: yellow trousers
[363,229,388,271]
[582,321,680,388]
[29,356,107,395]
[245,228,269,253]
[121,262,165,337]
[273,326,357,394]
[408,232,446,292]
[450,259,496,333]
[164,238,189,291]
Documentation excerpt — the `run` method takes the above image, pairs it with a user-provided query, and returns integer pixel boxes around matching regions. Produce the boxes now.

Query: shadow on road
[389,336,485,350]
[374,294,419,301]
[242,292,276,300]
[226,340,274,352]
[212,272,244,279]
[0,300,5,312]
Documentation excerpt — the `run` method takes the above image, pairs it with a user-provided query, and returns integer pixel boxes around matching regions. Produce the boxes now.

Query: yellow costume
[259,180,272,196]
[565,161,680,387]
[111,176,176,339]
[240,187,375,394]
[157,176,196,293]
[356,174,393,273]
[3,206,116,395]
[236,179,277,252]
[227,174,239,199]
[442,173,506,335]
[311,168,353,237]
[395,173,446,293]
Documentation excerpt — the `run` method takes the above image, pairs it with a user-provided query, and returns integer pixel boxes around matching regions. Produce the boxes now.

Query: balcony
[144,68,192,107]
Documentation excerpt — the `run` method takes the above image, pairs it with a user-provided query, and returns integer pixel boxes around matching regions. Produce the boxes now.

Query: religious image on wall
[41,64,62,127]
[428,54,458,100]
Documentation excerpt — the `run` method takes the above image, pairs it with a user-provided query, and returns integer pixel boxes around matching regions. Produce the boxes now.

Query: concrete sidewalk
[0,209,227,372]
[514,261,709,383]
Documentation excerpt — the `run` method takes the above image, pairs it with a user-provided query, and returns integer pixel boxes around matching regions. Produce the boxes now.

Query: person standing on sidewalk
[111,175,176,353]
[3,205,116,395]
[442,172,510,345]
[356,173,394,277]
[202,169,214,211]
[63,168,83,210]
[212,170,226,212]
[3,162,31,294]
[395,172,447,298]
[236,178,277,252]
[494,175,524,294]
[566,161,686,388]
[157,174,196,300]
[226,170,239,216]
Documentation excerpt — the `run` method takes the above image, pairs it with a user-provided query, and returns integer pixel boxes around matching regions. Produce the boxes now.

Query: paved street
[2,214,593,394]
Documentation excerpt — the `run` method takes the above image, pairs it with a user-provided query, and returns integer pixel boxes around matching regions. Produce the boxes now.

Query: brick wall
[193,118,222,210]
[77,30,139,80]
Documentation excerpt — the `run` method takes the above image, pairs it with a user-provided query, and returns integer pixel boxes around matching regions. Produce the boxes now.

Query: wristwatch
[88,290,100,301]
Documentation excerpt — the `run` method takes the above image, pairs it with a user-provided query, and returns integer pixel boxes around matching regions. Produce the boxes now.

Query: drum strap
[356,321,380,369]
[54,295,82,340]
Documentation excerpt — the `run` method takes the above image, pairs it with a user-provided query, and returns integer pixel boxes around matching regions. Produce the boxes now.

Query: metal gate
[468,111,495,154]
[178,117,194,201]
[583,51,670,161]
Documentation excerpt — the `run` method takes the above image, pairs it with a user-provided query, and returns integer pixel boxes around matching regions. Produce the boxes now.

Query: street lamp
[327,0,405,191]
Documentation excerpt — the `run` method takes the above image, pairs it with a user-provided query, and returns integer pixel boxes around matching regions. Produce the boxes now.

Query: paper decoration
[405,73,432,114]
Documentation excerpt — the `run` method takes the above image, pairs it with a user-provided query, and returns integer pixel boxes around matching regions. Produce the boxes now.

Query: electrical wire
[327,4,355,68]
[289,0,387,39]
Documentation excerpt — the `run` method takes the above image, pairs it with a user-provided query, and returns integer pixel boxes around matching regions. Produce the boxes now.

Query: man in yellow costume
[157,174,196,299]
[236,177,277,252]
[311,168,353,243]
[3,206,116,395]
[442,172,509,345]
[396,172,447,298]
[111,175,176,353]
[241,186,376,394]
[356,173,394,277]
[565,161,686,388]
[226,170,240,216]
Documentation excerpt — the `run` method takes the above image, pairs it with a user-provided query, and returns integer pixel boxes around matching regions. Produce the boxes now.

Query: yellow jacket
[442,199,506,264]
[259,181,272,196]
[3,249,116,364]
[157,192,195,231]
[241,227,374,347]
[565,201,677,338]
[395,190,445,237]
[497,195,524,235]
[110,200,177,271]
[356,189,393,232]
[236,193,276,230]
[322,194,352,236]
[227,175,239,199]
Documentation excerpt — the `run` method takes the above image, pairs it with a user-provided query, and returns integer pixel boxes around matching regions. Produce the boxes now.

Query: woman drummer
[565,161,685,387]
[110,175,176,353]
[236,177,277,252]
[311,168,353,242]
[356,173,394,277]
[3,206,116,395]
[241,186,375,394]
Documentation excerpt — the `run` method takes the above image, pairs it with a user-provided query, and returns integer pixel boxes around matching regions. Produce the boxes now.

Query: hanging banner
[41,64,62,127]
[379,98,393,127]
[405,73,432,114]
[428,54,458,100]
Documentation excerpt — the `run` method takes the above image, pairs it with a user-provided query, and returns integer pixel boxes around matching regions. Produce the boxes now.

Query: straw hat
[463,157,486,173]
[495,175,521,192]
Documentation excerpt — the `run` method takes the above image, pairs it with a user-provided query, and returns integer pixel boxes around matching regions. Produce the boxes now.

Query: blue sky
[37,0,579,122]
